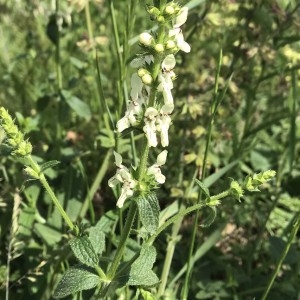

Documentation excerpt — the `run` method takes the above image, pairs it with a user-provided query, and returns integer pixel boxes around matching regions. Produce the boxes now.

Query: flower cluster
[116,4,190,148]
[108,150,168,208]
[0,107,32,157]
[109,2,190,208]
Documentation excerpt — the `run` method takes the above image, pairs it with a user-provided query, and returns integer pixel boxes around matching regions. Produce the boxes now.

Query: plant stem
[39,173,79,235]
[157,211,184,297]
[182,49,223,299]
[261,210,300,300]
[27,156,78,235]
[55,0,62,92]
[107,202,137,279]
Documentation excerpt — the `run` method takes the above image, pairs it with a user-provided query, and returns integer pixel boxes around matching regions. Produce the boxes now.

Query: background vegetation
[0,0,299,299]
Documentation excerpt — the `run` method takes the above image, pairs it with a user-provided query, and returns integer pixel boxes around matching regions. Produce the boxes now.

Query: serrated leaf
[95,210,118,234]
[53,265,99,298]
[195,179,210,200]
[40,160,60,173]
[89,227,105,255]
[61,90,91,120]
[135,193,159,234]
[200,206,217,228]
[127,245,159,287]
[69,236,99,267]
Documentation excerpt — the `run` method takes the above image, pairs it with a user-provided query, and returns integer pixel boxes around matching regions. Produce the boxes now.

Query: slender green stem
[26,156,78,235]
[261,210,300,300]
[85,2,96,60]
[39,173,78,235]
[95,265,107,281]
[109,0,125,116]
[107,202,137,279]
[55,0,62,92]
[78,150,112,221]
[147,203,206,246]
[157,211,184,297]
[182,49,223,299]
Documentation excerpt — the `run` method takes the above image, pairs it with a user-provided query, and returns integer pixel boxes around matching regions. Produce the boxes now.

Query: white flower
[157,105,172,147]
[173,7,188,28]
[147,150,168,184]
[143,107,158,147]
[116,73,145,132]
[158,72,175,108]
[169,28,191,53]
[108,152,136,208]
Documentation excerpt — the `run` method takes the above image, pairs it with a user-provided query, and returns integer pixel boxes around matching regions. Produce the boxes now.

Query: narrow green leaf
[194,179,210,200]
[89,227,105,255]
[40,160,60,173]
[69,236,99,267]
[61,90,91,120]
[127,245,159,287]
[53,265,99,298]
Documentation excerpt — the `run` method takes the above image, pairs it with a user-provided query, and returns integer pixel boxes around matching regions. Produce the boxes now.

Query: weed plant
[0,0,299,299]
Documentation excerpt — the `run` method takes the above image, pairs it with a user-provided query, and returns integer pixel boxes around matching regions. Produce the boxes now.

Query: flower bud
[139,32,153,46]
[230,180,244,200]
[148,6,160,17]
[166,40,176,49]
[157,16,165,23]
[142,74,153,85]
[165,5,175,15]
[137,68,147,77]
[154,43,164,52]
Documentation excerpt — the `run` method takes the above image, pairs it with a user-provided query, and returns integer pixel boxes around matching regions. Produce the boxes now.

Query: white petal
[155,172,166,184]
[116,187,128,208]
[161,104,174,114]
[162,54,176,71]
[162,86,174,106]
[180,41,191,53]
[143,123,158,147]
[108,176,119,187]
[157,150,168,166]
[145,107,158,119]
[176,32,191,53]
[174,7,188,28]
[116,116,130,132]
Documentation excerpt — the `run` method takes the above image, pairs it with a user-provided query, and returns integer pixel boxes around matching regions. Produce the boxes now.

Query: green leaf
[53,265,99,298]
[94,210,118,234]
[69,236,99,267]
[140,289,156,300]
[135,193,159,234]
[40,160,60,173]
[89,227,105,255]
[195,179,210,200]
[127,245,159,286]
[61,90,91,120]
[34,223,62,245]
